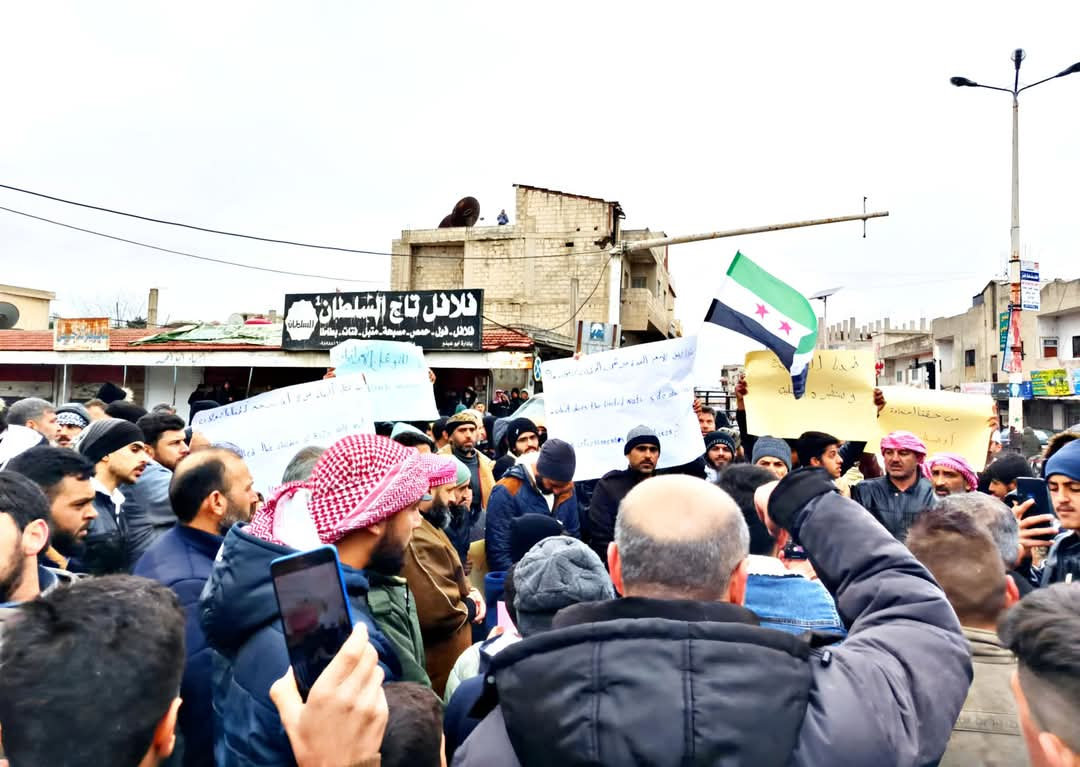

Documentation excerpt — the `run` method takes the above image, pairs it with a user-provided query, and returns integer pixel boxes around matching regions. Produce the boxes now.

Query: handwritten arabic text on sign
[54,318,110,352]
[330,340,439,421]
[873,386,993,470]
[282,290,483,351]
[743,350,877,440]
[191,374,375,492]
[541,336,702,481]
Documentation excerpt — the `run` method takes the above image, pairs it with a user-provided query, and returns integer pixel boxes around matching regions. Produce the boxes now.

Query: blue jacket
[122,461,176,565]
[743,557,846,637]
[200,525,401,767]
[485,464,579,572]
[134,524,223,767]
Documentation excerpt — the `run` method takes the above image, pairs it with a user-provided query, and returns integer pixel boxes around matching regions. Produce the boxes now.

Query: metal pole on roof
[172,365,178,406]
[60,364,68,403]
[122,365,128,388]
[246,366,254,398]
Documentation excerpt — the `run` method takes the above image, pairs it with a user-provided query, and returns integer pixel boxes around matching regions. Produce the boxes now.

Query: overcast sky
[2,2,1078,348]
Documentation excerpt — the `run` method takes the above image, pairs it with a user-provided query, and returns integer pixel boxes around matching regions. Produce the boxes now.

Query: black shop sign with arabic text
[282,290,484,351]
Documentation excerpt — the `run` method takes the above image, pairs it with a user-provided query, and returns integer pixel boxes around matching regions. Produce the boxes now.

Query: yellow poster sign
[744,350,877,441]
[873,386,994,470]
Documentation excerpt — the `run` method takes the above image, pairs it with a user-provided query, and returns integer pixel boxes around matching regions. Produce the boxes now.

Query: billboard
[282,290,483,351]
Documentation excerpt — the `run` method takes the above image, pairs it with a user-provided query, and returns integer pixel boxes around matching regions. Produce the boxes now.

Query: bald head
[169,448,255,531]
[615,475,749,601]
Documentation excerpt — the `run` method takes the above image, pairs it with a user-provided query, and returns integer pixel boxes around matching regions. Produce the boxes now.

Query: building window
[964,349,976,367]
[1041,337,1058,358]
[1073,335,1080,358]
[631,276,647,289]
[896,370,903,383]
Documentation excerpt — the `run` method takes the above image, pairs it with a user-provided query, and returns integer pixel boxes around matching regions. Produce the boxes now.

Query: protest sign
[873,386,993,469]
[329,339,439,421]
[541,336,701,481]
[192,374,375,492]
[743,349,877,440]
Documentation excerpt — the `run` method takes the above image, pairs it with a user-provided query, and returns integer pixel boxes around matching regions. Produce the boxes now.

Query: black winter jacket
[586,468,651,562]
[454,487,971,767]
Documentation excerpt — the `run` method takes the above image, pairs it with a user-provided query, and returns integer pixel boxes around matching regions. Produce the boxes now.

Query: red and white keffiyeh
[249,434,457,547]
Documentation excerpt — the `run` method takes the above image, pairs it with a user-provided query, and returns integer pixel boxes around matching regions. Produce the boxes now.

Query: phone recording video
[271,546,355,700]
[1015,477,1060,543]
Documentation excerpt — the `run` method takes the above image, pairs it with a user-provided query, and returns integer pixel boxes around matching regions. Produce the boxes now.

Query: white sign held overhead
[541,337,702,481]
[329,340,439,421]
[192,374,375,492]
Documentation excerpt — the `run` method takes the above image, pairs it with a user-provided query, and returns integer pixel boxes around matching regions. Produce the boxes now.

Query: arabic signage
[1031,369,1072,397]
[282,290,483,351]
[1073,368,1080,395]
[53,318,110,352]
[1020,261,1040,312]
[999,311,1009,353]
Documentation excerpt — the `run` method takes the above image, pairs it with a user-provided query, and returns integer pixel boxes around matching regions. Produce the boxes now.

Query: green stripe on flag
[726,252,818,345]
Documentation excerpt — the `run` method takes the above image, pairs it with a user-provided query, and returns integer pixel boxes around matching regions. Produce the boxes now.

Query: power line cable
[0,181,613,261]
[0,205,381,283]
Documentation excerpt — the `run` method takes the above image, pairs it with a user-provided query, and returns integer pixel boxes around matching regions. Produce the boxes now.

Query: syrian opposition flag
[704,252,819,398]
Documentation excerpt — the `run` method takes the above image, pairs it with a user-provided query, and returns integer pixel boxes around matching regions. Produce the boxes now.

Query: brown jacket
[403,517,474,697]
[939,627,1028,767]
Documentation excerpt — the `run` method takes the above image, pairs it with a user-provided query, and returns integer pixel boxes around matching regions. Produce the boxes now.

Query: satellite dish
[0,302,20,330]
[439,196,480,228]
[809,287,842,300]
[227,313,244,324]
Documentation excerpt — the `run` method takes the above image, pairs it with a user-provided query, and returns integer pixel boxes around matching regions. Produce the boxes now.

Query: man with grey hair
[0,397,58,468]
[456,469,972,766]
[937,492,1031,596]
[281,445,326,484]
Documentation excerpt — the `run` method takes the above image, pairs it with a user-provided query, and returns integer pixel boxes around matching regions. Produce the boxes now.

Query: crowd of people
[0,378,1079,767]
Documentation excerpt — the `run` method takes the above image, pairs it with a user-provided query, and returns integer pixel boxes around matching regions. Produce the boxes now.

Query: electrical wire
[0,181,613,261]
[483,256,613,337]
[0,205,381,283]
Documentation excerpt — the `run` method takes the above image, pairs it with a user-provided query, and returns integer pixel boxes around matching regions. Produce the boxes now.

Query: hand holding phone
[271,546,355,700]
[1014,478,1060,545]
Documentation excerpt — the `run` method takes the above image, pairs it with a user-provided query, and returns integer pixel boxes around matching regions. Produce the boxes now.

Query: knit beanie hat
[513,536,614,636]
[509,513,564,563]
[1045,440,1080,482]
[76,417,145,464]
[390,421,426,440]
[105,400,148,425]
[451,456,472,488]
[705,430,737,455]
[536,439,576,483]
[624,425,661,455]
[55,403,91,429]
[751,436,791,470]
[95,382,128,405]
[445,411,480,436]
[985,452,1035,485]
[506,418,539,450]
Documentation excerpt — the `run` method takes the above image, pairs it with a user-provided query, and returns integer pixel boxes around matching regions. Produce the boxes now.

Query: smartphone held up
[271,545,355,700]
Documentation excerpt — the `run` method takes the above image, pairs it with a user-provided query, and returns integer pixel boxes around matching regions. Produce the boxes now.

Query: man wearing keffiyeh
[851,430,937,541]
[200,433,459,767]
[927,453,979,498]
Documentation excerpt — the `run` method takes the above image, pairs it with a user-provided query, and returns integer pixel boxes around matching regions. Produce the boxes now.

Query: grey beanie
[76,417,145,464]
[624,424,661,455]
[751,436,791,470]
[513,536,614,636]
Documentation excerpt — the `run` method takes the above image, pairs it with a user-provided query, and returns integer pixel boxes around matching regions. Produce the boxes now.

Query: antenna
[0,302,20,330]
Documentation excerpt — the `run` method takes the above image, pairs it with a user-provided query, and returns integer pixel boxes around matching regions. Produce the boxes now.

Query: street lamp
[950,49,1080,438]
[809,287,842,349]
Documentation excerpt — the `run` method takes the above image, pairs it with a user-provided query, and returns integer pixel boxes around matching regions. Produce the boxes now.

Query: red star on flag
[754,303,768,319]
[779,321,792,335]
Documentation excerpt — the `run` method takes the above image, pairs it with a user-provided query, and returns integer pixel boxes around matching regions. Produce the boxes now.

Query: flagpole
[605,210,887,329]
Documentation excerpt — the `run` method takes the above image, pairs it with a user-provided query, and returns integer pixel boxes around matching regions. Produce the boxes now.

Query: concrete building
[821,316,932,387]
[0,284,55,331]
[934,277,1080,430]
[390,184,677,347]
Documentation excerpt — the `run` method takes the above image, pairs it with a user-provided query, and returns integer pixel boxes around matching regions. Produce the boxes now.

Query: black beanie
[506,418,539,451]
[76,418,145,464]
[509,513,565,563]
[96,382,128,404]
[536,438,576,483]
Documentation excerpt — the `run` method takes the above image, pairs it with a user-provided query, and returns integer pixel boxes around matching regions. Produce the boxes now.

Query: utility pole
[605,210,889,328]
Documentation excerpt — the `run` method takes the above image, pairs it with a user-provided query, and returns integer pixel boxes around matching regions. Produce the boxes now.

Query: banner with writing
[282,290,483,351]
[873,386,993,470]
[1030,369,1071,397]
[329,340,438,421]
[54,318,110,351]
[191,374,375,492]
[541,336,702,481]
[743,349,877,441]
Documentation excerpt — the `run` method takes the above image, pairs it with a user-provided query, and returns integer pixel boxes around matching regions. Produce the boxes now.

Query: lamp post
[809,287,842,350]
[951,50,1080,440]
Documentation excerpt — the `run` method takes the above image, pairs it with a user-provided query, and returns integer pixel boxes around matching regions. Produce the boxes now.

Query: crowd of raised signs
[0,377,1078,767]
